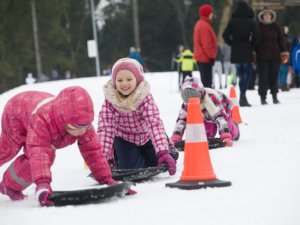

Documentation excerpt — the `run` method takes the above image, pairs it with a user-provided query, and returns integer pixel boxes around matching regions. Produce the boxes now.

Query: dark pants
[181,71,192,85]
[257,60,280,97]
[236,63,253,94]
[197,62,213,88]
[178,64,182,89]
[113,136,158,169]
[295,75,300,88]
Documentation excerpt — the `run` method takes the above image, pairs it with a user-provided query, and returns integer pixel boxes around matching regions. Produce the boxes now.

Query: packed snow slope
[1,72,300,225]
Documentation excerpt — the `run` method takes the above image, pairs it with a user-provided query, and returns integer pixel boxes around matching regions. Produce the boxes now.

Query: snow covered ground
[1,72,300,225]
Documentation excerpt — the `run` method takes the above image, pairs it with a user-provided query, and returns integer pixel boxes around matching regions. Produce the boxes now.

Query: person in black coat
[222,0,258,107]
[255,7,288,104]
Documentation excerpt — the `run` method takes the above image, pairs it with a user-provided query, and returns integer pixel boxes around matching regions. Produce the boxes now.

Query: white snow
[1,72,300,225]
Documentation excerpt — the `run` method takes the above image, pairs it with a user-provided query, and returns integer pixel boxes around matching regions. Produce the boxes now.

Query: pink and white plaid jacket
[97,81,169,161]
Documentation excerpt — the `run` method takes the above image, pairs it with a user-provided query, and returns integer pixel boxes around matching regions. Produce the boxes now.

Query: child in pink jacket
[171,77,240,147]
[97,58,176,176]
[0,86,114,206]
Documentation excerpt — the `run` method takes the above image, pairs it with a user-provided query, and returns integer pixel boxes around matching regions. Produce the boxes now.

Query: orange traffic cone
[166,98,231,189]
[229,86,242,124]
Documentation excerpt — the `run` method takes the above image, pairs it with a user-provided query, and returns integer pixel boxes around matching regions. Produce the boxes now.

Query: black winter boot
[261,96,267,105]
[272,94,280,104]
[239,93,251,107]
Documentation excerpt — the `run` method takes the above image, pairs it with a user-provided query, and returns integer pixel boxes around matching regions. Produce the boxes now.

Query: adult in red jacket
[0,86,114,206]
[193,4,217,88]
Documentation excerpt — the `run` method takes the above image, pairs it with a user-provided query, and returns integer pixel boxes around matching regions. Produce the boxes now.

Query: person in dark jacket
[222,0,258,107]
[255,7,288,104]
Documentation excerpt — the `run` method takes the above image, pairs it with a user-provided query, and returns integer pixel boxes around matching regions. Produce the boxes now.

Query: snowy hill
[1,72,300,225]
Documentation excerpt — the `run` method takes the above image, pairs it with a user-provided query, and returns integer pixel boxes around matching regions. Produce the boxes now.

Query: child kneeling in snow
[97,58,176,176]
[0,86,116,206]
[171,77,240,147]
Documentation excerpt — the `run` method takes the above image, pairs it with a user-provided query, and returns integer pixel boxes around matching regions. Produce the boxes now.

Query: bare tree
[217,0,233,45]
[30,0,43,81]
[172,0,188,47]
[132,0,141,50]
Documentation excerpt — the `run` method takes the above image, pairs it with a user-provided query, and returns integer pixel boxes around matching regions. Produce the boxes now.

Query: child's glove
[220,133,233,147]
[170,134,182,145]
[157,150,176,175]
[106,178,118,186]
[106,178,137,195]
[35,182,53,207]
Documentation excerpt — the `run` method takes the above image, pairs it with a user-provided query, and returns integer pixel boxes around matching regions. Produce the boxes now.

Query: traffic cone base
[166,178,232,190]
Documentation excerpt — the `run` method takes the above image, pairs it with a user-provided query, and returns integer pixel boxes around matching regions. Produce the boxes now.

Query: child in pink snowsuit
[171,77,240,147]
[0,86,114,206]
[97,58,176,176]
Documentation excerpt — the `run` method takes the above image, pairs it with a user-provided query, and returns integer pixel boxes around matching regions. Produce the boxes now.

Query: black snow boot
[272,94,280,104]
[261,96,268,105]
[239,93,251,107]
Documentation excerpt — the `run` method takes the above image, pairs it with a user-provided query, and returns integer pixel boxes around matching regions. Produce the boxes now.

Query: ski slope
[0,72,300,225]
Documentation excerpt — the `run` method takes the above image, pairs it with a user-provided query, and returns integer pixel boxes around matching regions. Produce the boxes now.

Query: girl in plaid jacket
[0,86,114,206]
[97,58,176,176]
[171,77,240,147]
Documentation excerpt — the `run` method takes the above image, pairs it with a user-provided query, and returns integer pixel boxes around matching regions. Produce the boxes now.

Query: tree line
[0,0,299,93]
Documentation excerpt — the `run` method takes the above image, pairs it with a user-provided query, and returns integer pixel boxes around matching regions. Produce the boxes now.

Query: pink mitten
[35,182,53,207]
[106,178,137,195]
[157,150,176,175]
[170,134,182,145]
[220,133,233,147]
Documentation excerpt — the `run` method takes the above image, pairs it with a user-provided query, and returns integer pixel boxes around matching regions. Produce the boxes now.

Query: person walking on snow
[0,86,116,206]
[222,43,237,88]
[255,7,288,104]
[97,58,176,176]
[170,77,240,147]
[212,45,223,89]
[193,4,217,88]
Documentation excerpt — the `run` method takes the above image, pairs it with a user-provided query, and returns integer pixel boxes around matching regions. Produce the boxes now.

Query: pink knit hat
[199,4,214,17]
[112,58,144,87]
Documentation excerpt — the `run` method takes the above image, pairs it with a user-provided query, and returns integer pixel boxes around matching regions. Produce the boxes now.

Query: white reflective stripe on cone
[185,124,207,143]
[230,97,238,106]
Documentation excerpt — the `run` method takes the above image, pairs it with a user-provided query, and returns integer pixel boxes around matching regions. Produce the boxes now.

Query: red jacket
[193,16,217,63]
[2,87,111,185]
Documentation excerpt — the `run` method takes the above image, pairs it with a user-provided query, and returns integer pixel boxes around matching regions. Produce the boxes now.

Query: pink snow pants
[0,113,53,192]
[204,115,239,140]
